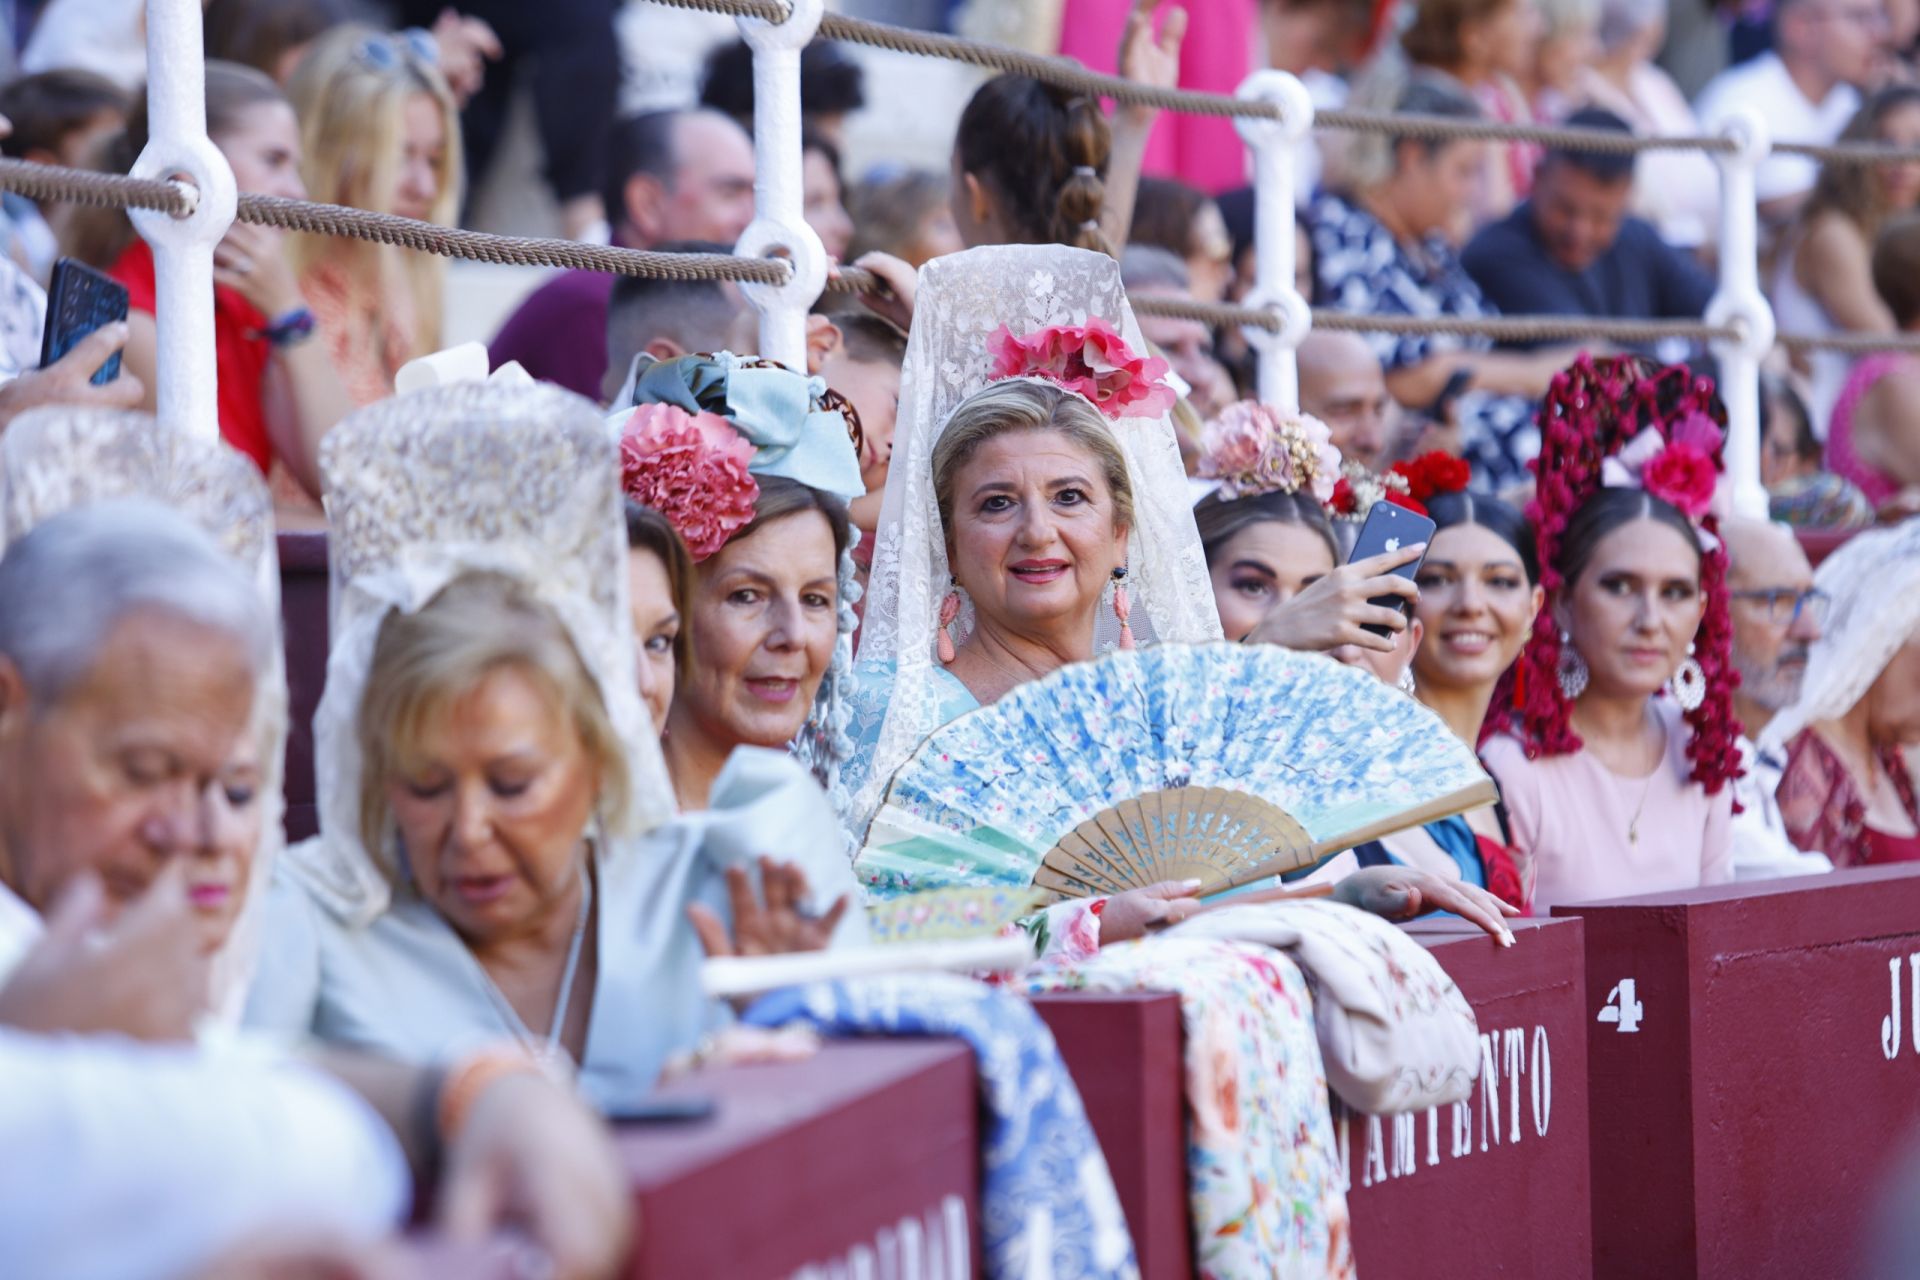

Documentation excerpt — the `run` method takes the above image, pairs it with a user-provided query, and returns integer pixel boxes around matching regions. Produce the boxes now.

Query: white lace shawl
[0,407,284,1024]
[837,245,1223,837]
[282,382,677,928]
[1761,520,1920,751]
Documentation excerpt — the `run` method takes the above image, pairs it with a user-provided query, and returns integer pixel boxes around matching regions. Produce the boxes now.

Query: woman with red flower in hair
[616,352,868,813]
[1398,457,1544,910]
[1480,356,1740,912]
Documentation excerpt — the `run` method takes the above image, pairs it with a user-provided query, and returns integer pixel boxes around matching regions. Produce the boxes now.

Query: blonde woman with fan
[842,244,1512,1279]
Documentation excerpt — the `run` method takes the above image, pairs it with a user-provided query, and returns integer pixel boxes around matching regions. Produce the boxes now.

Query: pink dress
[1481,701,1734,912]
[1826,353,1906,507]
[1055,0,1256,194]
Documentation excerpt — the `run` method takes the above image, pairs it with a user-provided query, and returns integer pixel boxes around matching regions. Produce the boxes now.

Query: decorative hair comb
[1197,401,1342,503]
[617,404,760,562]
[1329,450,1473,521]
[987,318,1176,420]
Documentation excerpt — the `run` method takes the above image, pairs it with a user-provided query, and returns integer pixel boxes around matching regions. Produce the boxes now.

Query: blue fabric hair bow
[630,351,865,502]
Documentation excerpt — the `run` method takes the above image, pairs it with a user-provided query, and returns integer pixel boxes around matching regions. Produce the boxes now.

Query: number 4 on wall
[1597,979,1644,1034]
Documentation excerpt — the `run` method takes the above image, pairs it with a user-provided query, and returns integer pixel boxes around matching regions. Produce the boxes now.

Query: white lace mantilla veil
[840,244,1223,835]
[1761,519,1920,752]
[0,407,283,1024]
[282,381,676,928]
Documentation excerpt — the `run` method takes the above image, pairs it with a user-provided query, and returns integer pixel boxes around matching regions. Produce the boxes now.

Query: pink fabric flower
[1669,411,1727,455]
[617,403,760,560]
[1197,402,1341,502]
[1642,443,1719,518]
[988,319,1176,420]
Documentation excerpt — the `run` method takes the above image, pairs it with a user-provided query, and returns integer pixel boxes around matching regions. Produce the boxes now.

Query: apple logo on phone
[1385,537,1401,553]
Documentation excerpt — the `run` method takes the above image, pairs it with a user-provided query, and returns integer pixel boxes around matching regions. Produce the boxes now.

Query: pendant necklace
[469,862,593,1069]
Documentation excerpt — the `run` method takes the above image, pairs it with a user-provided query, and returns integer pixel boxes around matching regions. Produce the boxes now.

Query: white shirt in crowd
[1695,52,1861,204]
[0,1029,409,1279]
[1731,734,1834,880]
[0,878,41,986]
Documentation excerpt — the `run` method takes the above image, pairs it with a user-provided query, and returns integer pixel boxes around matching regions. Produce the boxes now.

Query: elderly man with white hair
[0,503,632,1280]
[1721,516,1834,879]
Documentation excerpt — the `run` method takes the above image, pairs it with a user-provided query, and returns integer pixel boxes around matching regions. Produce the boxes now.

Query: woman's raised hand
[1331,865,1519,946]
[687,857,849,958]
[1243,542,1424,654]
[1098,878,1206,943]
[213,222,304,320]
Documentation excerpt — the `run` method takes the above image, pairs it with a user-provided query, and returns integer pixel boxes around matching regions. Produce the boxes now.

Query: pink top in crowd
[1482,700,1735,912]
[1825,353,1906,507]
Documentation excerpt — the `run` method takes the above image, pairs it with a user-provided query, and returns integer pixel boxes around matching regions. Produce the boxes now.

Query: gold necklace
[1626,769,1657,846]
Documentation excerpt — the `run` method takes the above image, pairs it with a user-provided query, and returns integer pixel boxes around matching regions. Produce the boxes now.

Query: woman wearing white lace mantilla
[244,382,865,1105]
[840,244,1486,1279]
[0,407,286,1028]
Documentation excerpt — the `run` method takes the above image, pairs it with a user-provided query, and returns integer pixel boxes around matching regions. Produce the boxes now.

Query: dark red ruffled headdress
[1510,355,1743,795]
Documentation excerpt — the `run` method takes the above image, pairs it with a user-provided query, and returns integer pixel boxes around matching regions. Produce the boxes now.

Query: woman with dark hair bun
[1483,357,1739,911]
[949,0,1189,256]
[1401,470,1545,907]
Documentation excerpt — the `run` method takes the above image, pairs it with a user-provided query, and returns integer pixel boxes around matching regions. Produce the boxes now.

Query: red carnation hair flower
[617,403,760,561]
[1509,355,1743,796]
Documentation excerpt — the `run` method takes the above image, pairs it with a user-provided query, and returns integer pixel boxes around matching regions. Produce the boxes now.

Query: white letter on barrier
[1532,1025,1552,1138]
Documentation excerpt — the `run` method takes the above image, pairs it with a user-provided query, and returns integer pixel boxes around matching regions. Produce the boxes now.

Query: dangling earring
[1668,643,1706,712]
[1111,566,1136,651]
[937,582,962,664]
[1556,631,1590,700]
[1396,667,1417,696]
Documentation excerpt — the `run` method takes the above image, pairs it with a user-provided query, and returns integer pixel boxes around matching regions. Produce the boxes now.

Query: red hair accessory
[1509,356,1742,795]
[987,319,1177,420]
[1390,451,1472,509]
[1327,459,1417,521]
[617,403,760,561]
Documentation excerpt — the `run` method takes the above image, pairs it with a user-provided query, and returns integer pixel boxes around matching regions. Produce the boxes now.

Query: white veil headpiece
[283,381,675,928]
[1761,519,1920,751]
[0,407,282,1024]
[840,244,1223,834]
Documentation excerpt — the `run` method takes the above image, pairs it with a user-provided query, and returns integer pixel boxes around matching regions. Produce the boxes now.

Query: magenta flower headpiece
[617,403,760,561]
[986,318,1177,420]
[1600,412,1726,520]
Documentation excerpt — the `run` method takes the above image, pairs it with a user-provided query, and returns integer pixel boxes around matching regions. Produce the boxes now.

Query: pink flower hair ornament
[987,319,1177,420]
[1196,401,1343,504]
[617,403,760,561]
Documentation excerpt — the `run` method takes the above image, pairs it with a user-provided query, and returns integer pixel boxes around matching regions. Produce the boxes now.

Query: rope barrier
[235,194,791,282]
[0,154,1910,356]
[644,0,1920,166]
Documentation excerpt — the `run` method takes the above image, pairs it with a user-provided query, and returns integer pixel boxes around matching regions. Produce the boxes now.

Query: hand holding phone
[1345,501,1437,639]
[39,258,129,387]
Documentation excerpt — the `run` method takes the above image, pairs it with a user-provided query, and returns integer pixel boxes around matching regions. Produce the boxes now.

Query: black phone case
[1347,501,1437,638]
[40,258,130,387]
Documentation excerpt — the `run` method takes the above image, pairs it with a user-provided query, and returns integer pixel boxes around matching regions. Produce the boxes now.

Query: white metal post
[736,0,827,372]
[128,0,236,440]
[1233,71,1316,411]
[1704,110,1774,520]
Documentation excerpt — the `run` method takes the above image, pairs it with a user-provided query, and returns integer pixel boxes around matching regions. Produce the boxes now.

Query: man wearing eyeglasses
[1723,518,1835,878]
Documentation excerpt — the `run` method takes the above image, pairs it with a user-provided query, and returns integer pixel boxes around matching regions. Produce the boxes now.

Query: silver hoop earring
[1668,644,1706,712]
[1556,632,1590,700]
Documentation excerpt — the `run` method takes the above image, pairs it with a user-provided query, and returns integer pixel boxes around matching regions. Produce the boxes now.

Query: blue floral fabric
[1309,190,1540,493]
[746,972,1140,1280]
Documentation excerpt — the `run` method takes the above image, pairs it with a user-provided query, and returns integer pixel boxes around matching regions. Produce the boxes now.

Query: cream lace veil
[281,382,676,927]
[1761,519,1920,751]
[839,244,1223,835]
[0,407,283,1024]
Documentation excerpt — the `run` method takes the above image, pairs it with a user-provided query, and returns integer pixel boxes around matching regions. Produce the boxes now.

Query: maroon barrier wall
[278,531,329,843]
[1034,917,1592,1280]
[1340,917,1592,1280]
[624,1040,981,1279]
[1031,992,1191,1278]
[1554,866,1920,1280]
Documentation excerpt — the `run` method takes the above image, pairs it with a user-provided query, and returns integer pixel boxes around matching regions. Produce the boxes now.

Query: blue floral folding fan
[855,643,1499,899]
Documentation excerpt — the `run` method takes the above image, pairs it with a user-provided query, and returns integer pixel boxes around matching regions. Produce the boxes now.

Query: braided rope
[1315,108,1735,154]
[234,194,791,282]
[0,157,191,213]
[4,153,1914,354]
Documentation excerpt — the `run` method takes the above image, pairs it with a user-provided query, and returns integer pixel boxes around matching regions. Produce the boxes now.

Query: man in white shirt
[1694,0,1887,220]
[1723,517,1834,878]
